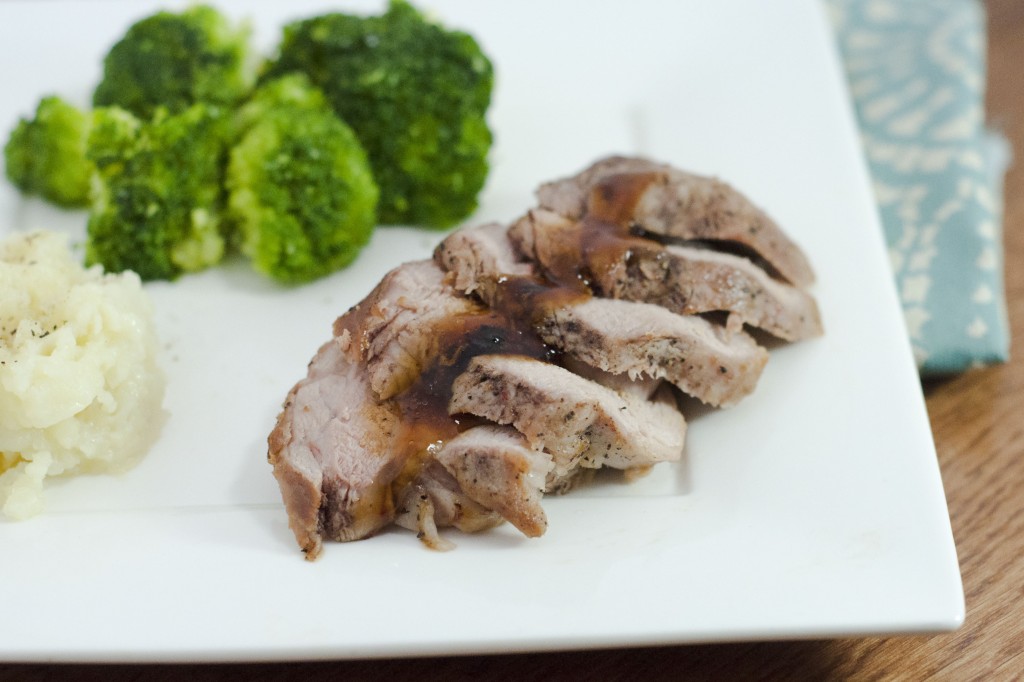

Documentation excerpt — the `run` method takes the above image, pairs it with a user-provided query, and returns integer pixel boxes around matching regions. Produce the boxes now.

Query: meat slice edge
[536,155,816,287]
[658,243,823,340]
[434,425,554,538]
[435,222,533,306]
[268,332,403,559]
[535,155,665,218]
[439,221,770,406]
[393,457,505,551]
[510,208,823,341]
[538,298,769,408]
[338,259,482,401]
[449,355,686,483]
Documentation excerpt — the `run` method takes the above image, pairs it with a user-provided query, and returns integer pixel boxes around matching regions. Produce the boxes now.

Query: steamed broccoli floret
[227,75,379,284]
[86,103,230,280]
[231,72,331,137]
[3,96,93,207]
[93,5,253,119]
[262,0,494,229]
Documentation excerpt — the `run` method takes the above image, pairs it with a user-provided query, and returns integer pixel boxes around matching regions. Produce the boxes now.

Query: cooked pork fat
[536,155,816,287]
[510,209,823,341]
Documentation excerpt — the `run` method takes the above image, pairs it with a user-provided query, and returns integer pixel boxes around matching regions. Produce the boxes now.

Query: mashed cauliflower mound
[0,231,165,519]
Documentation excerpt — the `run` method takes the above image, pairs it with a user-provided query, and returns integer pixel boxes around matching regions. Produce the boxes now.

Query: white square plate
[0,0,962,662]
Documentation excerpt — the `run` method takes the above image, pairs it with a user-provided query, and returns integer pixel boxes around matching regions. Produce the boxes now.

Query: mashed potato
[0,230,165,519]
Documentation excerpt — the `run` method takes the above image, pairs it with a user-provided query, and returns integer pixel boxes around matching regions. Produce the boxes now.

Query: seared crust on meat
[434,222,533,305]
[536,155,816,287]
[338,260,482,401]
[268,334,403,560]
[510,209,822,341]
[267,401,323,558]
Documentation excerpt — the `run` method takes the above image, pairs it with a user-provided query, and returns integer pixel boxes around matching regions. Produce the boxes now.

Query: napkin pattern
[828,0,1009,374]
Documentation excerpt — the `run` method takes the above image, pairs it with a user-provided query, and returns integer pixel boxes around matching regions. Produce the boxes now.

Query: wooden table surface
[5,3,1023,680]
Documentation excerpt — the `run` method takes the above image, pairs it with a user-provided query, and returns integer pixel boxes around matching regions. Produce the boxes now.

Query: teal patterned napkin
[828,0,1010,375]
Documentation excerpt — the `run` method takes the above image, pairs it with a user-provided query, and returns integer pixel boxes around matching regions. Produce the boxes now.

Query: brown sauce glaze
[586,171,661,227]
[381,175,676,523]
[388,280,583,506]
[395,311,556,431]
[578,218,661,292]
[583,170,803,285]
[522,210,666,302]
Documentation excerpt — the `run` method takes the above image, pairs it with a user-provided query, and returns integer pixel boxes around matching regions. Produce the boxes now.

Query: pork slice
[437,220,769,405]
[654,244,822,340]
[434,425,553,538]
[448,355,686,481]
[337,259,482,401]
[535,156,667,218]
[271,260,496,557]
[536,155,816,287]
[538,297,768,407]
[561,355,665,402]
[510,209,822,341]
[268,331,403,559]
[506,209,574,276]
[434,222,533,307]
[393,457,504,550]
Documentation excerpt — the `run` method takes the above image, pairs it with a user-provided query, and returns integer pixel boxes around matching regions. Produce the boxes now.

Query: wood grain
[4,2,1022,680]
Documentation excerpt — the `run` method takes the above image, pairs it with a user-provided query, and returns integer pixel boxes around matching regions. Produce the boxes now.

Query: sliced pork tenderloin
[339,259,483,401]
[536,155,816,287]
[510,208,822,341]
[268,331,404,559]
[434,222,534,306]
[538,298,768,408]
[270,260,527,556]
[650,243,821,340]
[438,221,770,405]
[272,155,821,556]
[271,257,633,555]
[433,425,554,538]
[449,355,686,483]
[393,456,505,550]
